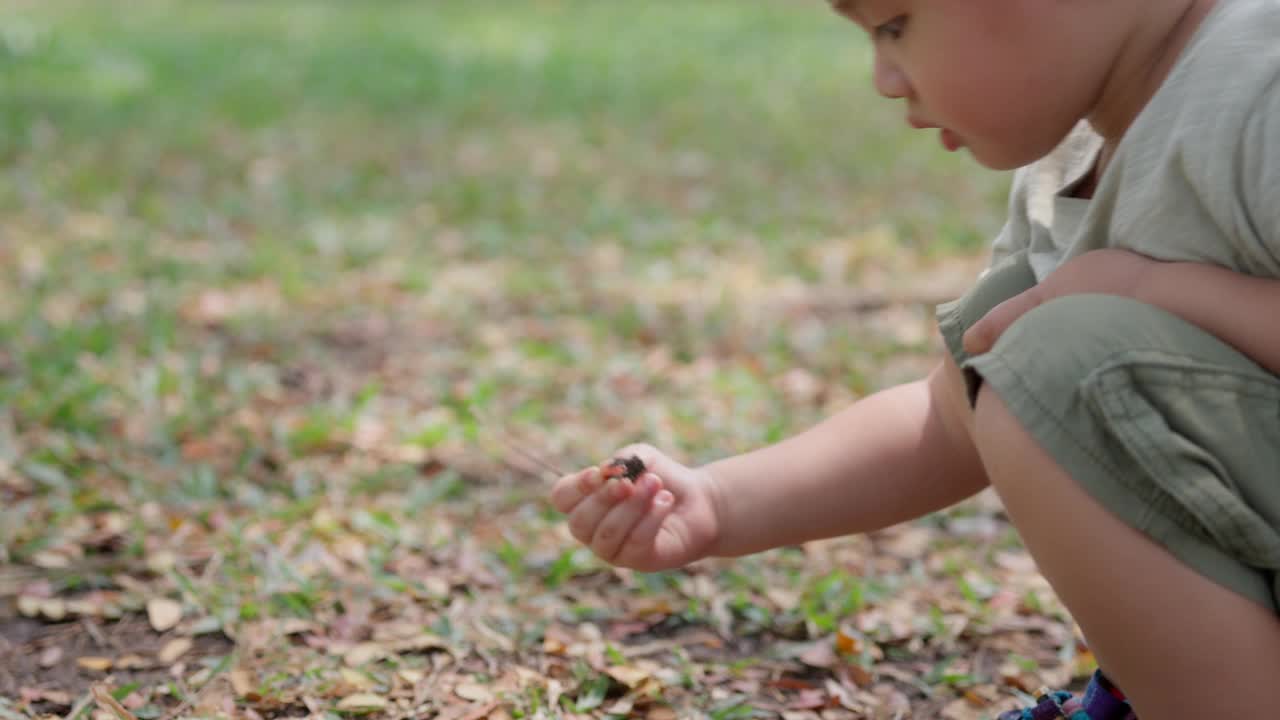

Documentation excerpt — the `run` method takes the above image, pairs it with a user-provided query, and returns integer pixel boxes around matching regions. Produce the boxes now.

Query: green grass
[2,0,1005,257]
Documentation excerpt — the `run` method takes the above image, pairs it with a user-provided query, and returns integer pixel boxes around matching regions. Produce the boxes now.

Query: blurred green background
[0,3,1040,717]
[0,0,1009,463]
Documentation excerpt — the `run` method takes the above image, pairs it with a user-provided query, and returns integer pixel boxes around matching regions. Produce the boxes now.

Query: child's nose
[872,53,910,99]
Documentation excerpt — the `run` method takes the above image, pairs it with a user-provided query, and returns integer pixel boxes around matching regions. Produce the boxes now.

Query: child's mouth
[941,128,963,152]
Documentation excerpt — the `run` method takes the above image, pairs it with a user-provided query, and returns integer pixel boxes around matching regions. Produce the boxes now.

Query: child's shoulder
[1174,0,1280,104]
[1114,0,1280,177]
[1024,1,1280,200]
[1170,0,1280,175]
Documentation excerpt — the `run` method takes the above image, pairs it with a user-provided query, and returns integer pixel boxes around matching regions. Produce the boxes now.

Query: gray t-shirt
[989,0,1280,282]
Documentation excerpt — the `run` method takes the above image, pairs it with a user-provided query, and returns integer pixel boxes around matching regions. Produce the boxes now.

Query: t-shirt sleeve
[1241,78,1280,263]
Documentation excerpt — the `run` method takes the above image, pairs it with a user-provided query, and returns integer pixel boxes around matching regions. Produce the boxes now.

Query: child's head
[829,0,1218,170]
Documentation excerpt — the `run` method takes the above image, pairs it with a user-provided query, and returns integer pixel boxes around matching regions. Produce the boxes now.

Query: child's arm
[963,248,1280,378]
[551,354,990,568]
[1135,262,1280,377]
[704,355,990,558]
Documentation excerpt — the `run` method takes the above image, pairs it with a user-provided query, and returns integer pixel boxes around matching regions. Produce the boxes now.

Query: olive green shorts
[936,250,1280,612]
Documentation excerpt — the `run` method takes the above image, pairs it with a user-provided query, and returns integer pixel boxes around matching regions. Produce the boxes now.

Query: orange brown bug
[601,455,646,483]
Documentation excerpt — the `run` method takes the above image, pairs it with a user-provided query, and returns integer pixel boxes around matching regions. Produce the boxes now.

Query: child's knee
[966,295,1154,471]
[969,381,1025,455]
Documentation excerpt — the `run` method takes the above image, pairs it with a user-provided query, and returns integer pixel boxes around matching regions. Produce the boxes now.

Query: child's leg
[973,385,1280,718]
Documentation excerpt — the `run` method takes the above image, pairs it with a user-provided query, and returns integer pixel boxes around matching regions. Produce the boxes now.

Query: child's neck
[1086,0,1219,147]
[1070,0,1220,200]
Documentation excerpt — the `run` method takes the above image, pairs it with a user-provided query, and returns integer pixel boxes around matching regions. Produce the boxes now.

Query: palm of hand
[551,446,721,573]
[612,486,718,572]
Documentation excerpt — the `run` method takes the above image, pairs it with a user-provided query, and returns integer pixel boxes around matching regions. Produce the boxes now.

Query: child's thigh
[967,293,1280,613]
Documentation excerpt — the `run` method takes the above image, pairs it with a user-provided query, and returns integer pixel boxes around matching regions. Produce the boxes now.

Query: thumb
[962,288,1041,356]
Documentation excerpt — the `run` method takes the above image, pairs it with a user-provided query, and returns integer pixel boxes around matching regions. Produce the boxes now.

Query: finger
[566,477,634,545]
[610,443,694,495]
[961,316,995,356]
[962,289,1040,355]
[615,486,677,566]
[600,461,628,481]
[590,472,664,561]
[550,467,601,514]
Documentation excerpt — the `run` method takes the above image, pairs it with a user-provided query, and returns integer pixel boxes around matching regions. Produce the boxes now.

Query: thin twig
[198,550,224,586]
[467,403,568,477]
[81,617,111,652]
[91,685,139,720]
[62,691,94,720]
[160,677,201,720]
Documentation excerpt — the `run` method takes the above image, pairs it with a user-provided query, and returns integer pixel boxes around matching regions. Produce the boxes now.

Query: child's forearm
[702,358,990,558]
[1139,262,1280,377]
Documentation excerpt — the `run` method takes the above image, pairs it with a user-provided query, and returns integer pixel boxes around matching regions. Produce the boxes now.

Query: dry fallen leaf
[40,598,67,621]
[454,682,492,702]
[336,693,388,711]
[157,638,193,664]
[339,668,377,690]
[146,598,182,632]
[38,646,63,668]
[115,655,151,670]
[21,688,72,708]
[457,701,500,720]
[941,697,983,720]
[843,663,874,688]
[606,665,651,689]
[229,669,255,697]
[145,551,177,573]
[32,551,70,569]
[423,575,451,597]
[998,663,1038,693]
[277,618,316,635]
[798,640,838,669]
[77,657,113,672]
[603,695,637,716]
[786,689,828,710]
[398,669,425,685]
[343,642,386,667]
[542,626,570,655]
[16,595,41,618]
[835,628,861,655]
[387,633,450,654]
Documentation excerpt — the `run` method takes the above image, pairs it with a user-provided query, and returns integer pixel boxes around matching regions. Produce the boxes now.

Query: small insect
[600,455,646,482]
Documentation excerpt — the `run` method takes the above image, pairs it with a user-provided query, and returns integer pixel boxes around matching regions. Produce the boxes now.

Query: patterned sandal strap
[997,690,1084,720]
[997,670,1135,720]
[1081,670,1137,720]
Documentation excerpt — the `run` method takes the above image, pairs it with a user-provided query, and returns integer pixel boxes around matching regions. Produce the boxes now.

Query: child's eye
[874,15,908,41]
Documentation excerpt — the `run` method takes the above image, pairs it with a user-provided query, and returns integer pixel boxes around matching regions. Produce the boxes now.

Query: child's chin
[968,146,1035,172]
[976,139,1066,171]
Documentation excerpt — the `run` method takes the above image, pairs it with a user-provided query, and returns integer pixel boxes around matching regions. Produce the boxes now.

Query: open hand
[550,443,721,572]
[963,248,1164,355]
